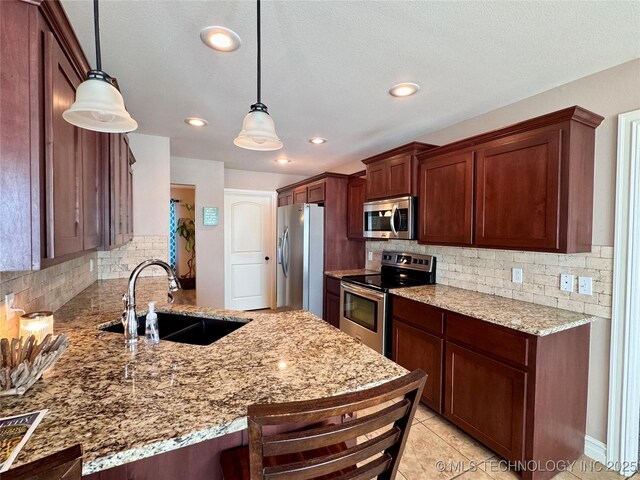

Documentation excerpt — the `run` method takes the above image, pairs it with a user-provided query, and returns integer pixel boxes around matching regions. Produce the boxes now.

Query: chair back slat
[263,399,410,456]
[331,455,393,480]
[264,428,401,480]
[248,369,427,480]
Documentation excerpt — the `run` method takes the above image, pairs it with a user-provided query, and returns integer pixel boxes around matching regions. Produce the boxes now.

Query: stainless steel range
[339,251,436,357]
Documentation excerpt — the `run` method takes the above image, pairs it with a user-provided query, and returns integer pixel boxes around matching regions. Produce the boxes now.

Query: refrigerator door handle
[282,227,290,278]
[277,236,283,264]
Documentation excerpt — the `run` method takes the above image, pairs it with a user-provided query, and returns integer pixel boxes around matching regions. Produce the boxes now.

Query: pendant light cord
[93,0,102,72]
[257,0,261,104]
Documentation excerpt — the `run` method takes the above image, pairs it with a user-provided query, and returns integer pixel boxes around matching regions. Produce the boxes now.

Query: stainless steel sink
[98,312,246,346]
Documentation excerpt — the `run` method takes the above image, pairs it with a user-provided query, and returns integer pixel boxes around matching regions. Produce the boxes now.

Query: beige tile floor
[359,403,635,480]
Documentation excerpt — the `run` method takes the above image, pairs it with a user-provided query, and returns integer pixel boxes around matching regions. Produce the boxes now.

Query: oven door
[339,282,386,354]
[363,196,415,240]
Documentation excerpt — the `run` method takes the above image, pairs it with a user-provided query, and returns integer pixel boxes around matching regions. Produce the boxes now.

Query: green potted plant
[175,203,196,290]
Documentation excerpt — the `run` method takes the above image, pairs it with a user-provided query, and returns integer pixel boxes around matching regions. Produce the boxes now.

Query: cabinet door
[82,129,102,250]
[126,152,134,242]
[119,135,129,240]
[387,155,412,197]
[324,292,341,328]
[366,162,387,200]
[293,186,308,204]
[347,177,367,239]
[445,342,526,462]
[419,152,474,245]
[392,320,443,412]
[45,32,84,258]
[307,181,325,203]
[109,133,123,246]
[475,130,561,250]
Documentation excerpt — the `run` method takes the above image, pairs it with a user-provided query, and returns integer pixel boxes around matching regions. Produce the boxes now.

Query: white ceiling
[61,0,640,176]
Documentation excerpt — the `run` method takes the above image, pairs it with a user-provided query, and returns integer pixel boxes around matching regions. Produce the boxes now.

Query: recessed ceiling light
[200,26,242,52]
[275,158,291,164]
[389,82,420,97]
[308,137,327,145]
[185,117,208,127]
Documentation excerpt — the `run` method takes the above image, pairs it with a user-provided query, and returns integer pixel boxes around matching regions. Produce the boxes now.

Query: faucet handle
[167,291,175,304]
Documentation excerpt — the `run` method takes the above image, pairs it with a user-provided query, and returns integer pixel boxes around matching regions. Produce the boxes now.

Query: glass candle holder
[19,311,54,343]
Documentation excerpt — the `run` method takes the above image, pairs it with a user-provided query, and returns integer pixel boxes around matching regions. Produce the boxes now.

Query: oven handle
[340,281,386,301]
[390,204,399,237]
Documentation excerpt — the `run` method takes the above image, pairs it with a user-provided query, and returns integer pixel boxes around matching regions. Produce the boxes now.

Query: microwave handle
[390,204,399,237]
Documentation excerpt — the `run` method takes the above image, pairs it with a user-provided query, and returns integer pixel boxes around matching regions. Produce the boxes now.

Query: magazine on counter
[0,410,48,472]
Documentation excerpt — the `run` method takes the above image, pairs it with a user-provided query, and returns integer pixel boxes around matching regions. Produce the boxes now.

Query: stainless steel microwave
[363,196,416,240]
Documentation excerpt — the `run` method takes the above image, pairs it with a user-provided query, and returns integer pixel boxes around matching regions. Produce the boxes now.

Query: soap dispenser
[144,302,159,345]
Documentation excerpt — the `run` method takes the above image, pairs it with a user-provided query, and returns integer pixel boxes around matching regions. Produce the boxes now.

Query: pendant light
[234,0,282,151]
[63,0,137,133]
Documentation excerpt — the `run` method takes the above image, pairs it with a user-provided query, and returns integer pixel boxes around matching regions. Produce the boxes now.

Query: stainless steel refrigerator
[277,203,324,317]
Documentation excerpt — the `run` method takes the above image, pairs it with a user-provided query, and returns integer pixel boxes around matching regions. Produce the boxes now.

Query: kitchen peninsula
[0,278,407,478]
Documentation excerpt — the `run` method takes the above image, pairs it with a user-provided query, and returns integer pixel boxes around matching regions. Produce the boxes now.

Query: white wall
[129,133,171,236]
[224,168,306,191]
[171,157,225,307]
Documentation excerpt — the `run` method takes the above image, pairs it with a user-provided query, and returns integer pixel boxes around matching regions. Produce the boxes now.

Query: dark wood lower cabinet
[444,342,526,461]
[323,276,341,328]
[392,320,443,412]
[391,295,590,480]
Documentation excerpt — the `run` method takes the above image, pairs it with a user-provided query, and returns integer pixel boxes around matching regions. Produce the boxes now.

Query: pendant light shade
[234,103,282,151]
[63,0,137,133]
[234,0,282,151]
[63,77,137,133]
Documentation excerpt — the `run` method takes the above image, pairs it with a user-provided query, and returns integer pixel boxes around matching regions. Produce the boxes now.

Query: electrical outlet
[511,267,523,284]
[367,251,373,261]
[560,274,574,292]
[4,293,15,318]
[90,259,94,272]
[578,276,593,295]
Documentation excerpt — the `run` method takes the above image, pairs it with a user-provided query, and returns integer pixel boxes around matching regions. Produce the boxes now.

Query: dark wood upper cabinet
[347,174,366,239]
[45,30,84,259]
[278,190,293,207]
[362,142,438,200]
[0,0,124,270]
[417,107,603,253]
[475,130,561,250]
[82,129,102,250]
[103,133,134,249]
[306,180,325,203]
[293,185,308,204]
[418,151,474,245]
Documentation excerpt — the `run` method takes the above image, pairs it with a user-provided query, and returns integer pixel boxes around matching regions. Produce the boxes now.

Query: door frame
[607,109,640,476]
[223,188,278,310]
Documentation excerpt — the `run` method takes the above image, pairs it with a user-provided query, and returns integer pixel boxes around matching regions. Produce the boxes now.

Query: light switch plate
[560,274,574,292]
[367,251,373,261]
[511,267,523,284]
[578,276,593,295]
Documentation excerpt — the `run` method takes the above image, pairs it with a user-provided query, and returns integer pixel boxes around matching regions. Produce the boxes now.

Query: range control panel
[381,251,435,272]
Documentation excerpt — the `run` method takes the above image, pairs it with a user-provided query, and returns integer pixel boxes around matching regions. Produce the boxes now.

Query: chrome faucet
[121,259,181,344]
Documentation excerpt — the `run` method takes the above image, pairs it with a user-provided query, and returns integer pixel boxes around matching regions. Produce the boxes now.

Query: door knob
[265,256,270,261]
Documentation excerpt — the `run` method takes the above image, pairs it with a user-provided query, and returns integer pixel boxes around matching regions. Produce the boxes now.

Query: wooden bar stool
[3,444,82,480]
[221,369,426,480]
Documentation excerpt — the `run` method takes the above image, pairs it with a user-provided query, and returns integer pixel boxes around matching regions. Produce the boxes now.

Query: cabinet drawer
[307,181,325,203]
[392,296,444,336]
[446,313,529,367]
[325,276,341,296]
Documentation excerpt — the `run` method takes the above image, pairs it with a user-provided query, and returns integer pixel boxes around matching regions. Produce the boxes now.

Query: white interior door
[224,190,275,310]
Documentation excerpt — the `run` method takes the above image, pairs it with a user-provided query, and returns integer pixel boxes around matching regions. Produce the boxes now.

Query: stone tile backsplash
[366,241,613,318]
[0,252,98,339]
[97,235,169,280]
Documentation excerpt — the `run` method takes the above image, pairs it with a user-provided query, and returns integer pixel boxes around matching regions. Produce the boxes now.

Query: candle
[19,311,54,343]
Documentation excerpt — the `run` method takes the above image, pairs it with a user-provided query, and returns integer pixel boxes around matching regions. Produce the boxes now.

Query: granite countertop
[325,269,379,279]
[390,284,595,336]
[1,278,406,475]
